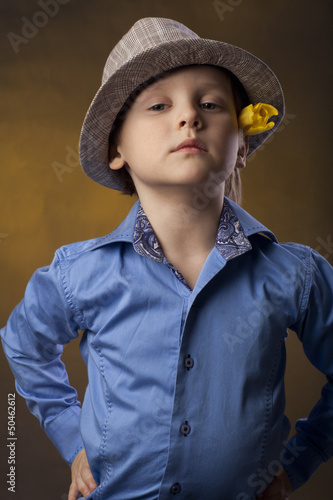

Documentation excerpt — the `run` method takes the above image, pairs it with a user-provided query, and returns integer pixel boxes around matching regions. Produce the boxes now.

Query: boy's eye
[149,103,167,111]
[201,102,219,110]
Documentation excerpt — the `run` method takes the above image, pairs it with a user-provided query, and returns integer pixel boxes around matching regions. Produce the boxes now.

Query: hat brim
[79,38,284,190]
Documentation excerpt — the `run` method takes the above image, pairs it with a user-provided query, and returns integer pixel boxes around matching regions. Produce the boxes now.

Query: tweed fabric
[79,17,285,190]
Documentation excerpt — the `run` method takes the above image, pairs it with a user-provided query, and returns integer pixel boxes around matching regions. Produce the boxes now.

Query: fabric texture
[1,199,332,500]
[79,17,285,190]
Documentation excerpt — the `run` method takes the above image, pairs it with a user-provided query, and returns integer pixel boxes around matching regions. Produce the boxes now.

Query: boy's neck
[137,185,225,289]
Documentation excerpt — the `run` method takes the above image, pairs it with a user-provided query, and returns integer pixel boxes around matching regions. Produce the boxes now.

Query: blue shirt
[1,198,332,500]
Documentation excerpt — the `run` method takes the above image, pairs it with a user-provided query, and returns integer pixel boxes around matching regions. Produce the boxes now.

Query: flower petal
[238,104,255,129]
[238,103,278,136]
[244,121,275,136]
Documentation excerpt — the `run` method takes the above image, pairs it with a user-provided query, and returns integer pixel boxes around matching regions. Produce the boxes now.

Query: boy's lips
[173,138,207,153]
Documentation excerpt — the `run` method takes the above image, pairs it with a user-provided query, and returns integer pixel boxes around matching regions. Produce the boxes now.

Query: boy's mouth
[173,138,207,153]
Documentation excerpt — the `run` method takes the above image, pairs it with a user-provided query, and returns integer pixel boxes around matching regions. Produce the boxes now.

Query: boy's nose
[177,105,202,130]
[179,118,200,129]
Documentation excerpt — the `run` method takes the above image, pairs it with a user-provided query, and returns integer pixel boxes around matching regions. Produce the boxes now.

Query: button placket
[169,349,194,494]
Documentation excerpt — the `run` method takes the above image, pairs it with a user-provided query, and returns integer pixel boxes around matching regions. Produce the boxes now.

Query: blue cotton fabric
[1,198,332,500]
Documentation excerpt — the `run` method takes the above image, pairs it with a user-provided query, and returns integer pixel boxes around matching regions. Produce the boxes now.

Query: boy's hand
[257,468,292,499]
[68,449,98,499]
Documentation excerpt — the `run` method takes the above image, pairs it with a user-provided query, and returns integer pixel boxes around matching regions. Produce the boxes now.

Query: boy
[1,17,332,500]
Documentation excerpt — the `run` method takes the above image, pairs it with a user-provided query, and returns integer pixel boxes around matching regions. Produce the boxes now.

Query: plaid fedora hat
[79,17,284,190]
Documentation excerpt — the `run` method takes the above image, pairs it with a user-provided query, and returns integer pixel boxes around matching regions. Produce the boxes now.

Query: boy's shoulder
[228,199,326,271]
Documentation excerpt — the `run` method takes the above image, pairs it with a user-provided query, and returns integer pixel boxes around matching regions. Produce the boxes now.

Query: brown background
[0,1,332,499]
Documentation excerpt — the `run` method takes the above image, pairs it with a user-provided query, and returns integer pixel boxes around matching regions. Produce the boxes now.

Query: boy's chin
[171,168,230,189]
[132,165,230,198]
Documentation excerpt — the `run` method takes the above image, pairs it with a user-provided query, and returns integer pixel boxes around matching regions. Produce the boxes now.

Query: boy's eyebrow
[198,82,230,93]
[140,80,230,97]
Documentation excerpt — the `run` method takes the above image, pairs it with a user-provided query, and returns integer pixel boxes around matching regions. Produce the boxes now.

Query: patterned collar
[133,199,252,279]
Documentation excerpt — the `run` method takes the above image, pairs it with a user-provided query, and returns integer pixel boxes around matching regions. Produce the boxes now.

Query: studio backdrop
[0,1,332,499]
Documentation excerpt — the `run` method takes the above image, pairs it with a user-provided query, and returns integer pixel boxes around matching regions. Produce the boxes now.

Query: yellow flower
[238,103,278,136]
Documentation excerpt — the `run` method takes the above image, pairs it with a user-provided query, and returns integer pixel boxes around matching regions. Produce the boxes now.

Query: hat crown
[102,17,200,84]
[80,17,284,191]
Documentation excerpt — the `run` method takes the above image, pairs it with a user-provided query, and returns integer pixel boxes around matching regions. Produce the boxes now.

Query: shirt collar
[132,198,275,263]
[87,198,277,256]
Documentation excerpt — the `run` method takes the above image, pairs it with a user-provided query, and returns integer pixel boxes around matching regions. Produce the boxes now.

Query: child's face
[110,65,244,197]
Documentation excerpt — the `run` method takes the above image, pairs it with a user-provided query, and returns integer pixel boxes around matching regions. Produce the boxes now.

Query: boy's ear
[235,135,249,170]
[109,144,126,171]
[109,155,126,171]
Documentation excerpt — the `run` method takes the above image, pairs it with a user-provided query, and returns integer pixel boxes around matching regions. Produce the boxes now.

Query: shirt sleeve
[0,249,85,465]
[282,248,333,491]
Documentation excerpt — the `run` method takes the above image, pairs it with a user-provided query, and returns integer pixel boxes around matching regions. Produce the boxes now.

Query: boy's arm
[282,248,333,491]
[0,250,84,466]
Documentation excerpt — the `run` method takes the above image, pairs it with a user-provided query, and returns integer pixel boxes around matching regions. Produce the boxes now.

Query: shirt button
[184,354,194,370]
[170,482,181,494]
[180,421,191,436]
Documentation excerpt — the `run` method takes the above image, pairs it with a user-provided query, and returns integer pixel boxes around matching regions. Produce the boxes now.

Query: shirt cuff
[44,405,84,465]
[281,433,327,491]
